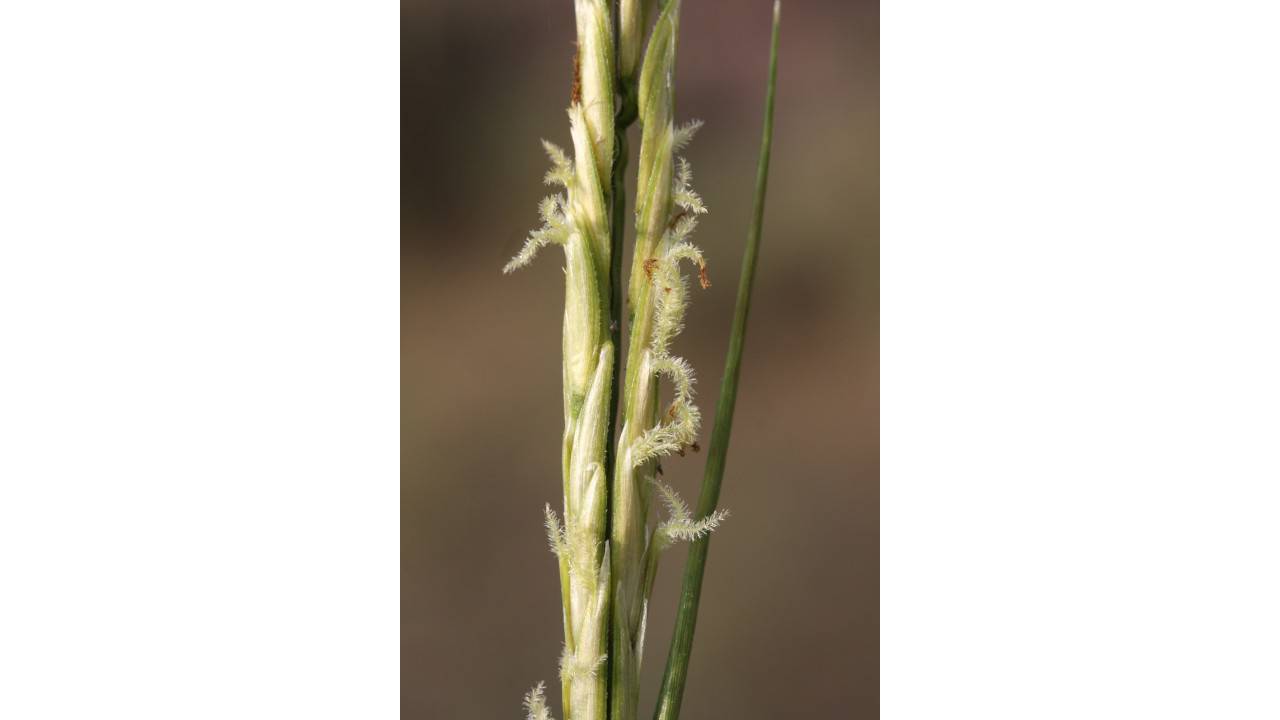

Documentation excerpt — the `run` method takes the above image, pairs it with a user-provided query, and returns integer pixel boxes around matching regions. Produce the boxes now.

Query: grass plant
[505,3,780,718]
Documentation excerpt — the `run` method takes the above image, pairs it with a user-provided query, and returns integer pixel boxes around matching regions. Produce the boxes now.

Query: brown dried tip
[697,259,710,289]
[643,257,659,281]
[691,441,701,453]
[571,44,582,105]
[675,447,685,457]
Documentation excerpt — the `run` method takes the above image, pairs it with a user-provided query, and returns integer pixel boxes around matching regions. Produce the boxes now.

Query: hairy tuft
[544,504,569,562]
[504,194,570,274]
[541,140,574,188]
[673,119,703,153]
[559,646,608,683]
[524,681,556,720]
[671,157,706,215]
[651,480,728,554]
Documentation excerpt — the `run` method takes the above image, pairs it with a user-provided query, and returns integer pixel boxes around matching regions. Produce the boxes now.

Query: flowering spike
[507,7,614,720]
[610,5,733,717]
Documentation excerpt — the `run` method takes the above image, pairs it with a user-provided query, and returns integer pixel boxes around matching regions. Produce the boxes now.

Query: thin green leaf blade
[651,3,782,719]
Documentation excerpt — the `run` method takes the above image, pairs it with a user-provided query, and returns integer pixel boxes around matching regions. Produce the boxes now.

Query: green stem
[606,95,638,508]
[605,79,639,720]
[651,5,780,720]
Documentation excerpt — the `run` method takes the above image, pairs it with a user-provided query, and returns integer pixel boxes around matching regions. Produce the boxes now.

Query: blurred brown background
[403,1,878,717]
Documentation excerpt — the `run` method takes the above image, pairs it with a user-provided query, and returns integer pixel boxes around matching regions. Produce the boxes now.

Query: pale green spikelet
[567,349,612,519]
[573,0,614,187]
[562,549,609,720]
[565,467,603,585]
[524,682,556,720]
[636,0,678,128]
[632,0,679,273]
[560,233,606,401]
[567,104,610,266]
[618,0,657,84]
[633,122,673,268]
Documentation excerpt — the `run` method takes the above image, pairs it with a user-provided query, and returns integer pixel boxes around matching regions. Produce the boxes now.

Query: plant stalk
[605,84,638,720]
[651,4,780,720]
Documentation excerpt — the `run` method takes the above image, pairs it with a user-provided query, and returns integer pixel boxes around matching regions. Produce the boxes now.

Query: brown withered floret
[643,257,659,281]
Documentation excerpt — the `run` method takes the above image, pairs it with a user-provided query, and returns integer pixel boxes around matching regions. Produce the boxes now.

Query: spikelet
[618,0,657,84]
[573,0,614,187]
